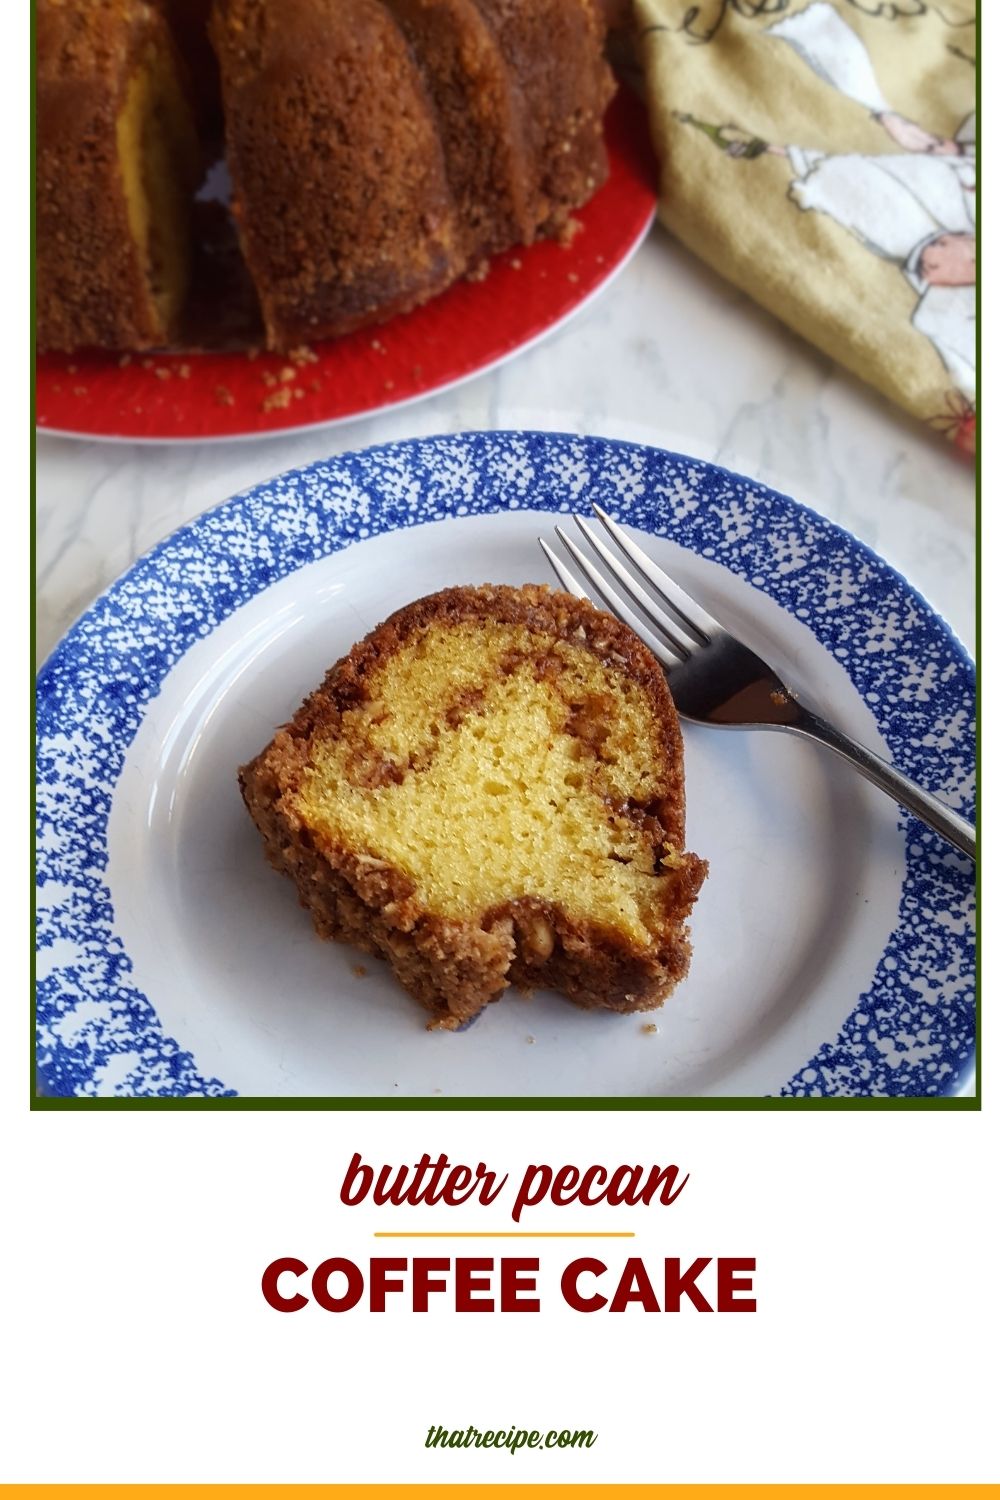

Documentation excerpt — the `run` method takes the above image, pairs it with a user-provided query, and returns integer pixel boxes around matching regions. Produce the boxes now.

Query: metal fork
[540,505,975,861]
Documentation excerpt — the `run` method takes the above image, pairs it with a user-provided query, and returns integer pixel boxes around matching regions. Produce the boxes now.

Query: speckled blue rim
[36,432,976,1098]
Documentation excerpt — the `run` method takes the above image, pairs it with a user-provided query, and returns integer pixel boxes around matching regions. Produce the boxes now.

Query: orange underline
[372,1231,634,1238]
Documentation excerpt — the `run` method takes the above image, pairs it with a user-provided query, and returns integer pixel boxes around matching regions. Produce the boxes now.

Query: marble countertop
[36,221,974,664]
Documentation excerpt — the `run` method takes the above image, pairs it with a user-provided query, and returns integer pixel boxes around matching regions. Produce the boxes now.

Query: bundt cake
[240,585,707,1031]
[37,0,618,353]
[36,0,203,352]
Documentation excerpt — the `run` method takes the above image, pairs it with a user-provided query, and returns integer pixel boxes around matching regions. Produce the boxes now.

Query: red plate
[36,89,657,443]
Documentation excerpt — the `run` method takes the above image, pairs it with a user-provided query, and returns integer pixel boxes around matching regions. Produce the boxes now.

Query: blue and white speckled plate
[36,433,976,1099]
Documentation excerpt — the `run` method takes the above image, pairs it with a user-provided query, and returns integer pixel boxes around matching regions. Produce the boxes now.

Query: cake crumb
[72,385,87,396]
[279,366,296,383]
[384,379,395,391]
[289,344,318,366]
[154,367,171,380]
[642,1022,659,1035]
[510,256,522,269]
[567,271,579,283]
[558,215,583,247]
[178,363,191,379]
[215,385,234,406]
[262,386,293,412]
[67,363,78,373]
[466,259,490,283]
[141,358,153,369]
[246,346,260,361]
[309,379,322,393]
[118,354,132,368]
[351,964,367,978]
[370,337,385,353]
[526,1035,536,1045]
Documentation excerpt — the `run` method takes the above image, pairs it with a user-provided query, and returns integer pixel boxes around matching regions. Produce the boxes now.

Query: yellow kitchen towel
[634,0,976,453]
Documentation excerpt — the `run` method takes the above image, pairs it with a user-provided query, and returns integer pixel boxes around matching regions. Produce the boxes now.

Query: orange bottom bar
[2,1488,998,1497]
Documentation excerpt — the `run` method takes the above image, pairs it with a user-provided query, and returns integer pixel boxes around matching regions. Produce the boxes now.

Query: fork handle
[789,708,976,860]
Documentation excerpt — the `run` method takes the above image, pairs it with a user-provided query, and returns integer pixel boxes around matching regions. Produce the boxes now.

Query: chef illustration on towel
[677,1,976,401]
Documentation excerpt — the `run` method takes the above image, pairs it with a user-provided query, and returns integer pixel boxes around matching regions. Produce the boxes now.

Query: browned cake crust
[209,0,615,349]
[240,585,707,1031]
[473,0,615,233]
[210,0,465,351]
[37,0,191,351]
[382,0,539,262]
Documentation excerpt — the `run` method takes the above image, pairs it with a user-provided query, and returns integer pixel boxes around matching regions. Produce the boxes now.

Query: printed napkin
[633,0,977,453]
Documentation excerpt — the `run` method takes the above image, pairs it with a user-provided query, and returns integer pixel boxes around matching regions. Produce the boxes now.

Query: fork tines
[539,505,718,672]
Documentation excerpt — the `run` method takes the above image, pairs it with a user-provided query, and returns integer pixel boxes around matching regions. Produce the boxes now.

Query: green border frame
[30,6,981,1112]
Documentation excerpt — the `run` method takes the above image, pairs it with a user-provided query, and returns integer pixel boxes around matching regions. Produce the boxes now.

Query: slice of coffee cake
[240,584,707,1029]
